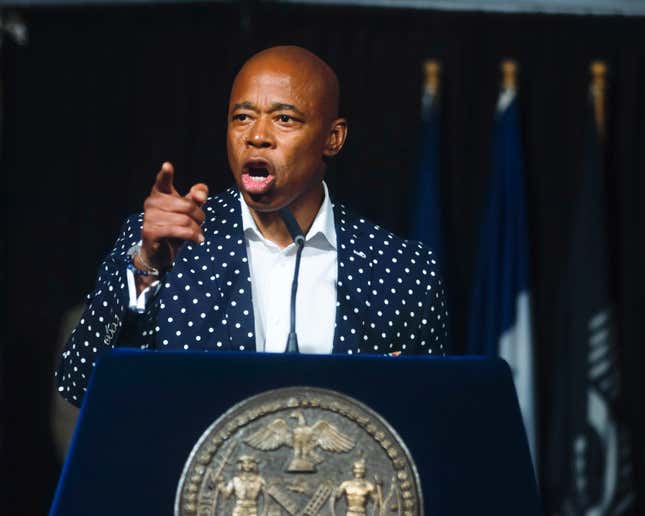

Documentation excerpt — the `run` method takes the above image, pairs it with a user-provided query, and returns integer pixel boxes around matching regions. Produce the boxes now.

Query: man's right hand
[136,162,209,283]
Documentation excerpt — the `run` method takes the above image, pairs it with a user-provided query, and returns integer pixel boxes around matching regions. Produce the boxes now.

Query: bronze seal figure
[175,387,423,516]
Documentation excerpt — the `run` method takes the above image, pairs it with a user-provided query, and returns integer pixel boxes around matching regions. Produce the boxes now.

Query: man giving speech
[56,46,448,406]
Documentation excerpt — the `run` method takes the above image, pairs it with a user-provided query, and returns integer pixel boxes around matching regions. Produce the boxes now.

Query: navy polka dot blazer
[56,188,448,405]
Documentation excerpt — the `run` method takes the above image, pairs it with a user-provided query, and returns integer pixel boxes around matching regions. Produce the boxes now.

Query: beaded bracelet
[126,242,161,277]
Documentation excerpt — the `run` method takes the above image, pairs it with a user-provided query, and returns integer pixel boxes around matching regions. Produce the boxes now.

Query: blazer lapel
[203,188,256,351]
[332,204,372,354]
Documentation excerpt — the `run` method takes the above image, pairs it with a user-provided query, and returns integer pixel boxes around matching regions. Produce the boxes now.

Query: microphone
[279,207,305,247]
[278,207,305,354]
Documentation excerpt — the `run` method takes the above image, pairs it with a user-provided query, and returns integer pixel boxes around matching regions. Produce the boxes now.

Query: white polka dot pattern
[55,187,448,406]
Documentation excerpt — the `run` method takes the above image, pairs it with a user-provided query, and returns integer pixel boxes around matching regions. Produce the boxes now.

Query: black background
[2,3,644,514]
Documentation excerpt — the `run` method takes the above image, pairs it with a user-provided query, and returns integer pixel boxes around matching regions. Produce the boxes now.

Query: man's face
[226,63,332,212]
[238,457,256,473]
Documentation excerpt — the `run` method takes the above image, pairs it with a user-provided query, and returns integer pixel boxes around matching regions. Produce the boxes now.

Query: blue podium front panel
[51,351,542,515]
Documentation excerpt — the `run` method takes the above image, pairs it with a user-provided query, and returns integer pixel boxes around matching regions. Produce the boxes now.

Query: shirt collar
[239,181,337,250]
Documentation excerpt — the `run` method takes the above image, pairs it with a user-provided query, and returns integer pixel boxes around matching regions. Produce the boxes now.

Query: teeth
[250,176,265,182]
[247,165,268,177]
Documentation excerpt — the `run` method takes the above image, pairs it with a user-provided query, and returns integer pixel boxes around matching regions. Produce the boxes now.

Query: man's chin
[240,189,280,212]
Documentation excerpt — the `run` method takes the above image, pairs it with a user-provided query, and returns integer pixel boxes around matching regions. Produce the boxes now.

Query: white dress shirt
[127,182,338,354]
[241,183,337,354]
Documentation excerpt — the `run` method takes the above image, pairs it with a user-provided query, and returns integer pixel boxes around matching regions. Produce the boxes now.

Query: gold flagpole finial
[590,60,608,140]
[501,59,518,92]
[423,59,441,96]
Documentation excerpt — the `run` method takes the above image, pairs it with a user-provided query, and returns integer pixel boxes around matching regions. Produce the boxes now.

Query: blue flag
[410,87,443,265]
[467,89,537,470]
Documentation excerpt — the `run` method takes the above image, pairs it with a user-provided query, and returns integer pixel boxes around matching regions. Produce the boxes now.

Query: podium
[50,350,542,515]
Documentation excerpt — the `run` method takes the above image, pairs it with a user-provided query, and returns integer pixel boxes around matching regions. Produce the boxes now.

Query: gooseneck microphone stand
[278,207,305,354]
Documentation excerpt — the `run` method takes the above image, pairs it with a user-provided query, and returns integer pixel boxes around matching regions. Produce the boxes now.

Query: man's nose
[246,117,274,148]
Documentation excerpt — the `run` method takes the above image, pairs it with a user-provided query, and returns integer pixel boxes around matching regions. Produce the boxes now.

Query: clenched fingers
[142,214,205,244]
[144,194,206,225]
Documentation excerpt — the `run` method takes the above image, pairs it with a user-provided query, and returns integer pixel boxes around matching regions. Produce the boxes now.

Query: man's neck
[249,182,325,249]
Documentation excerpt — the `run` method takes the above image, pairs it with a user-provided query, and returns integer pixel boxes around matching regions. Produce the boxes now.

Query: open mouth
[241,159,275,194]
[247,165,270,182]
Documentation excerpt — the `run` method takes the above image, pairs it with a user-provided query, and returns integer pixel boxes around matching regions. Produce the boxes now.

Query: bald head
[226,45,348,226]
[232,46,340,122]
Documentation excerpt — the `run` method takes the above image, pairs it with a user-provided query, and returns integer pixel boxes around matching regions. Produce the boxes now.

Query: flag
[467,86,537,471]
[545,73,635,516]
[410,70,443,265]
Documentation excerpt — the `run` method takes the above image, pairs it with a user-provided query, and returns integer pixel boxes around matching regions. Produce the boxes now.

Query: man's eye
[233,114,248,121]
[277,115,293,123]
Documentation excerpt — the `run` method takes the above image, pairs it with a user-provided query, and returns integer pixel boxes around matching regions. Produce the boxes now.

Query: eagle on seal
[243,410,355,472]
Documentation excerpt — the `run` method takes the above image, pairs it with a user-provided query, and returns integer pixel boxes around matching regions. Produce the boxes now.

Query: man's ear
[323,118,348,157]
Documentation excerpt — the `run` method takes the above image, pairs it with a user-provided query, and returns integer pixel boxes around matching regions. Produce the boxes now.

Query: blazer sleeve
[415,242,449,356]
[55,213,157,406]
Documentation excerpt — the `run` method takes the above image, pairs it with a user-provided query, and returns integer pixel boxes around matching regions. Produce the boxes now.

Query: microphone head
[278,206,305,247]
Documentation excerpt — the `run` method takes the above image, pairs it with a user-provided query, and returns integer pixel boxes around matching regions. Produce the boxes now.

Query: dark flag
[546,63,635,515]
[466,69,537,470]
[410,60,443,265]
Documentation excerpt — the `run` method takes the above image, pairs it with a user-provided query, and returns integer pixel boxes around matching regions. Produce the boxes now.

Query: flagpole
[423,59,441,97]
[497,60,518,114]
[501,59,517,92]
[590,60,607,141]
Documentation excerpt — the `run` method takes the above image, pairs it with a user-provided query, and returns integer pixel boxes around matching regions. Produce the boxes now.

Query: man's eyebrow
[268,103,306,117]
[232,101,258,112]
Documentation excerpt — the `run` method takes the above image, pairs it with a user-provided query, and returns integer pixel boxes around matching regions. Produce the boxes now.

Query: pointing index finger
[154,162,177,195]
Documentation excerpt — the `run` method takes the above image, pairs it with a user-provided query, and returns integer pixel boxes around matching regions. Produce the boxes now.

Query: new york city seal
[175,387,423,516]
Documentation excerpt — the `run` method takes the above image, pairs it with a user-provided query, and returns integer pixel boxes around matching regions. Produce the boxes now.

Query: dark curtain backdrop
[2,3,644,515]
